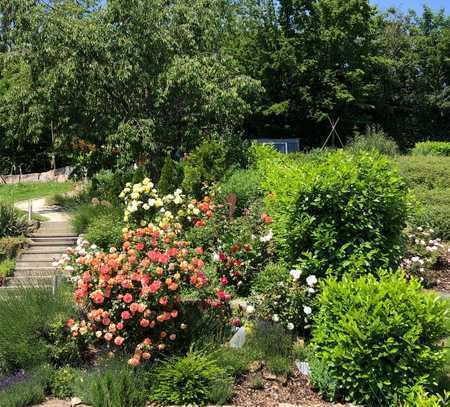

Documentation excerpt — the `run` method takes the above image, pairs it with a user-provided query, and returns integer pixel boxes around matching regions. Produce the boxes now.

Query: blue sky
[371,0,448,13]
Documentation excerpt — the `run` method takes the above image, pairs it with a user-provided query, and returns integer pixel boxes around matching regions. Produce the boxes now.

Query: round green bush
[312,272,450,405]
[260,150,409,278]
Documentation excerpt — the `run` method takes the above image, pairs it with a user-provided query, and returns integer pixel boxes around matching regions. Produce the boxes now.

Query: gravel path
[14,198,70,222]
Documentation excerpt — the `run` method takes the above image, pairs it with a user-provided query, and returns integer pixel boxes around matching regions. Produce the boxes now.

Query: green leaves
[312,272,450,405]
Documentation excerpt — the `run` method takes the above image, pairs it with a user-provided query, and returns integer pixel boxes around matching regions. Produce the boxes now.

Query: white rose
[303,306,312,315]
[143,203,150,210]
[287,323,294,331]
[290,269,302,280]
[306,275,317,287]
[272,314,280,322]
[246,305,255,314]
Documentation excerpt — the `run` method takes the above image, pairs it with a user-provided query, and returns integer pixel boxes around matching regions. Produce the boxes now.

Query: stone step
[32,232,77,238]
[0,284,53,292]
[5,276,56,286]
[16,260,58,268]
[25,246,68,254]
[31,237,77,244]
[19,253,62,261]
[14,268,58,277]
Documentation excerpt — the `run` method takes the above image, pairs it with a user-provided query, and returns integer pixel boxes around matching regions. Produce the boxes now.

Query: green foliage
[89,169,148,204]
[312,272,450,405]
[252,262,290,294]
[251,263,310,334]
[212,347,250,378]
[395,156,450,239]
[150,350,228,406]
[243,322,294,367]
[411,189,450,240]
[0,258,15,278]
[259,149,408,278]
[346,125,399,156]
[85,210,124,249]
[77,364,146,407]
[308,354,338,401]
[0,203,29,238]
[71,203,121,236]
[0,236,29,260]
[158,154,182,196]
[395,156,450,190]
[0,365,53,407]
[403,384,450,407]
[217,168,263,215]
[182,137,227,198]
[45,316,90,369]
[50,366,78,399]
[412,141,450,157]
[0,286,75,375]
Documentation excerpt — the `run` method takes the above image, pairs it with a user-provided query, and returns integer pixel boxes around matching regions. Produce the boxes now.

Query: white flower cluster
[120,178,186,227]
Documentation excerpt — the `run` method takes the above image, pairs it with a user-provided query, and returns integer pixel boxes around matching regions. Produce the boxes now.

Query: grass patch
[0,182,73,204]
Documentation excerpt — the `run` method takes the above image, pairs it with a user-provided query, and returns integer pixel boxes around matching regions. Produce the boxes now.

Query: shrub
[243,322,294,364]
[212,347,250,377]
[258,149,409,278]
[0,203,29,238]
[50,366,78,398]
[76,363,146,407]
[412,141,450,157]
[0,236,28,261]
[346,125,399,156]
[150,350,228,406]
[0,259,15,278]
[250,264,312,334]
[411,189,450,240]
[312,272,450,405]
[182,137,227,198]
[308,355,337,401]
[395,156,450,190]
[0,286,75,375]
[403,384,450,407]
[89,168,148,204]
[158,154,182,196]
[71,202,121,235]
[216,168,263,216]
[85,210,124,249]
[62,228,230,366]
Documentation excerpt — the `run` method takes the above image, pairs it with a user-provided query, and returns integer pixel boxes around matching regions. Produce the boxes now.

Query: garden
[1,0,450,405]
[0,137,449,407]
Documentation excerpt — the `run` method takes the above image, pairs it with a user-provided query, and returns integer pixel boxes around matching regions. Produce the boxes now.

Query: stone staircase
[4,221,77,289]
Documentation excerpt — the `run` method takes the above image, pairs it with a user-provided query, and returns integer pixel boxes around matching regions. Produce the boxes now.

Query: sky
[371,0,448,13]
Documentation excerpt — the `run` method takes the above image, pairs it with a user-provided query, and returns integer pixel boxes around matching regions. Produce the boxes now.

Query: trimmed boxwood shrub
[312,272,450,405]
[412,141,450,157]
[258,149,409,278]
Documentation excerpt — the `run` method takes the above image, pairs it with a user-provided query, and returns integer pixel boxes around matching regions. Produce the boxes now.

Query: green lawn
[0,182,73,204]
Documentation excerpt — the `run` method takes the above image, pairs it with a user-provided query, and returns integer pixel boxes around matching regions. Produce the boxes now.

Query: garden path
[15,197,70,222]
[3,199,77,289]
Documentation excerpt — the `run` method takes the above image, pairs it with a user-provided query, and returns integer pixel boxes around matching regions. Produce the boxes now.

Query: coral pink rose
[123,293,133,303]
[114,336,124,346]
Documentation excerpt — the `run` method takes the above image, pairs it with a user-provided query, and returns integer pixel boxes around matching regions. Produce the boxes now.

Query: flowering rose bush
[401,226,449,285]
[61,222,231,366]
[119,178,213,229]
[249,263,316,334]
[186,202,275,295]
